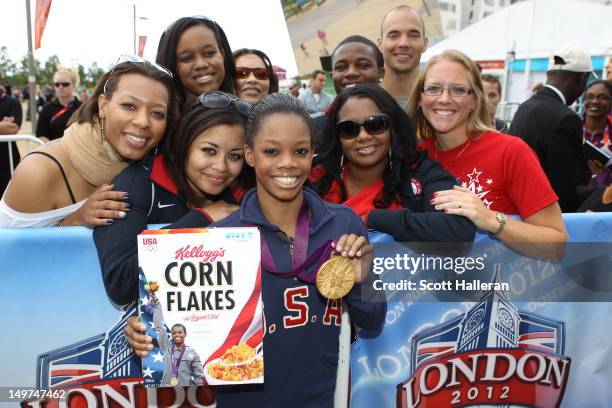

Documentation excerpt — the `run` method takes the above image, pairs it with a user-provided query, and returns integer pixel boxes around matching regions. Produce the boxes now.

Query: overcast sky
[1,0,298,77]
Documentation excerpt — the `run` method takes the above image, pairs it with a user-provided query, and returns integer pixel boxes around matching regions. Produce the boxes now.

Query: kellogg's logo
[174,244,225,262]
[397,283,570,408]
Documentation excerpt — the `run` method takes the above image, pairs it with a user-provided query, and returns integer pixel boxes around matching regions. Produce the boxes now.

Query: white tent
[423,0,612,62]
[422,0,612,104]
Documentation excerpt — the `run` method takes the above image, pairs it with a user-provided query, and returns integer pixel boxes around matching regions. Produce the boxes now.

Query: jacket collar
[239,187,334,236]
[149,154,179,195]
[542,84,567,105]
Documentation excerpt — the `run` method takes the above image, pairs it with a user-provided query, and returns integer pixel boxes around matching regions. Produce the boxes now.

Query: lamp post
[25,0,37,130]
[132,3,148,55]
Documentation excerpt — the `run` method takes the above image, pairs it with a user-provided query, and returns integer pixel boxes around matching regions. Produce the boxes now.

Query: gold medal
[170,376,179,386]
[316,256,355,300]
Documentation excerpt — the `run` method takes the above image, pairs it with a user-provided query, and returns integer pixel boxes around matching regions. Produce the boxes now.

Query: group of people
[0,5,610,406]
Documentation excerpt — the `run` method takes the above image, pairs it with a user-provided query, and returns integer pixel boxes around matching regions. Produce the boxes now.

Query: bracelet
[492,212,507,236]
[55,219,64,227]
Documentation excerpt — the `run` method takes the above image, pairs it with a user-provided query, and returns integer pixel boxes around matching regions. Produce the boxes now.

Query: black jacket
[94,155,239,305]
[365,152,476,242]
[509,86,589,212]
[36,97,82,140]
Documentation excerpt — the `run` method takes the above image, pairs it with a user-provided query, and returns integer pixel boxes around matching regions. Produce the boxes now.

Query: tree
[84,62,104,89]
[77,64,87,87]
[11,56,41,87]
[0,47,17,82]
[0,51,105,91]
[38,55,61,87]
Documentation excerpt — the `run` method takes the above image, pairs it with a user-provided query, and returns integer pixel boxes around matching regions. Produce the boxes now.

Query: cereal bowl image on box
[204,343,264,385]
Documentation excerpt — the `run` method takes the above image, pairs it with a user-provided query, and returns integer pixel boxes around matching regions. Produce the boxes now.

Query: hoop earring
[388,149,393,171]
[340,154,344,170]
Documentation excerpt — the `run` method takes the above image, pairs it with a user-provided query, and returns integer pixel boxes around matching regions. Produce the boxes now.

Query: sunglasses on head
[104,54,173,94]
[54,82,71,88]
[335,114,391,140]
[236,67,269,81]
[197,91,253,117]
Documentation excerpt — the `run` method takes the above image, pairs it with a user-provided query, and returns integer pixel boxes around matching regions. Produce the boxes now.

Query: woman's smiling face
[245,113,313,205]
[185,124,245,198]
[235,53,270,104]
[176,24,225,101]
[338,96,391,170]
[420,60,476,141]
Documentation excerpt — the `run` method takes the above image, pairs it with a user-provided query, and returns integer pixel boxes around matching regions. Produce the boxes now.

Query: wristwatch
[492,212,507,236]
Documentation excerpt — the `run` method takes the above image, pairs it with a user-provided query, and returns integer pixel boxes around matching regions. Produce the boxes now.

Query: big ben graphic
[457,269,520,352]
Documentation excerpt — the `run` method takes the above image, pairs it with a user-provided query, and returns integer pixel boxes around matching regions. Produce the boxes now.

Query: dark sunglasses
[335,114,391,139]
[236,67,269,81]
[197,91,253,117]
[54,82,71,88]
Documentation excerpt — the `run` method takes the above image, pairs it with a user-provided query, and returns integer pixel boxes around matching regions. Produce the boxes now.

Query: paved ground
[286,0,443,75]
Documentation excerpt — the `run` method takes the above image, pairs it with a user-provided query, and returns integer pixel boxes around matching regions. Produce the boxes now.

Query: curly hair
[313,83,418,208]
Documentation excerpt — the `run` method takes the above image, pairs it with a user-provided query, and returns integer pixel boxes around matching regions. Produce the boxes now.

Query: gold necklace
[434,139,472,161]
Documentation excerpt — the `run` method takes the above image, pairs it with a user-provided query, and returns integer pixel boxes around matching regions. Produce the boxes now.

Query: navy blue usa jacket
[94,155,240,306]
[171,187,387,408]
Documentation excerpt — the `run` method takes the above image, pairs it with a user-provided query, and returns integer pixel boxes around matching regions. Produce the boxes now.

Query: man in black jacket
[509,47,592,212]
[0,83,22,196]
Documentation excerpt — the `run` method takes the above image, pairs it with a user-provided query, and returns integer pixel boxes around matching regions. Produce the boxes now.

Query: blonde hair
[406,49,492,141]
[54,67,80,87]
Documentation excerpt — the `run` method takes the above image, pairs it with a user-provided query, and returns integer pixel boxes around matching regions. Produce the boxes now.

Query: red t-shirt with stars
[419,131,558,218]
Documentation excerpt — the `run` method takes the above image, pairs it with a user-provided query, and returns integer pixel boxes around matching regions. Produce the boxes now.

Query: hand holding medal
[316,234,373,300]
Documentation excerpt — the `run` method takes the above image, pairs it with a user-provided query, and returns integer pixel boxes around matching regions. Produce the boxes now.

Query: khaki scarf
[60,118,128,187]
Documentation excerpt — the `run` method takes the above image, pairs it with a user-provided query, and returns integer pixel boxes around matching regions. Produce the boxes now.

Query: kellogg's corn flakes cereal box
[137,228,263,387]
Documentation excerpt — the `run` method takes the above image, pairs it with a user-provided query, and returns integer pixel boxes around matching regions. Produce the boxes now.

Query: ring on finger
[457,202,462,209]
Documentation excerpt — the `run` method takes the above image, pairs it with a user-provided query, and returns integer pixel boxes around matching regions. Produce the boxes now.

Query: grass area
[283,0,321,20]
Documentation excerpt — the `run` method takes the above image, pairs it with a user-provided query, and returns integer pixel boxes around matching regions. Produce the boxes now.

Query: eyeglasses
[197,91,253,117]
[584,94,611,103]
[423,85,473,97]
[54,82,71,88]
[236,67,269,81]
[104,54,173,94]
[335,114,391,139]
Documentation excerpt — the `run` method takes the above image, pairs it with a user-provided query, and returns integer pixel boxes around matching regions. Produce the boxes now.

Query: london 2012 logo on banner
[397,272,571,408]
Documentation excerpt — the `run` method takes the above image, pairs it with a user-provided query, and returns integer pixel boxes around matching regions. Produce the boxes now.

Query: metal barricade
[0,134,44,176]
